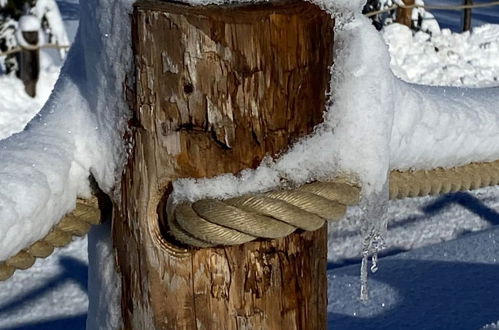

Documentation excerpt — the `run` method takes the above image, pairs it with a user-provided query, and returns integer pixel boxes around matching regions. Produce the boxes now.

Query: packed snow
[0,0,134,262]
[384,23,499,86]
[0,0,498,329]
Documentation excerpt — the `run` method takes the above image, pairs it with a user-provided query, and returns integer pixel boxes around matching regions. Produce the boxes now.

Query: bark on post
[114,1,333,328]
[396,0,415,28]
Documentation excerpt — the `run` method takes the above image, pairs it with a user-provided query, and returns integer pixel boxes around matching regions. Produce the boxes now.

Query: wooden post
[462,0,473,32]
[114,1,333,328]
[396,0,415,28]
[19,30,39,98]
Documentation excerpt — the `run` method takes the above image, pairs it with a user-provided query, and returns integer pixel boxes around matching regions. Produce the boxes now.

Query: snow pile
[0,75,96,261]
[18,15,41,32]
[0,52,60,139]
[384,23,499,86]
[0,0,134,262]
[483,321,499,329]
[86,222,121,330]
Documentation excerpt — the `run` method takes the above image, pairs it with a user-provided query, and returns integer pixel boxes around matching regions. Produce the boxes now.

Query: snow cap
[311,0,366,18]
[19,15,41,32]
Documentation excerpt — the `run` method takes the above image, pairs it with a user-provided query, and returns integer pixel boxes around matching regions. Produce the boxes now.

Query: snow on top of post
[19,15,41,32]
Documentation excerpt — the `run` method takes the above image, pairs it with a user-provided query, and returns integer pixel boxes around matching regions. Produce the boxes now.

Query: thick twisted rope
[0,198,100,281]
[1,160,499,280]
[170,160,499,247]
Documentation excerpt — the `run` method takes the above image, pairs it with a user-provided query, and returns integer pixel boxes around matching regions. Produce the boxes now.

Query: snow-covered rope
[169,159,499,248]
[365,1,499,17]
[0,159,498,280]
[168,182,360,247]
[0,198,100,281]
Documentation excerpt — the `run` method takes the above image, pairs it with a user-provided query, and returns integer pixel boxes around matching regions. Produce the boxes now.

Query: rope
[1,160,498,280]
[0,44,70,57]
[0,197,100,281]
[171,182,357,247]
[390,160,499,198]
[170,160,499,248]
[365,1,499,17]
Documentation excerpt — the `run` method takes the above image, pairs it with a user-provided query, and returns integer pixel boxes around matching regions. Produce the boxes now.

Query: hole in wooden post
[154,183,194,256]
[183,83,194,94]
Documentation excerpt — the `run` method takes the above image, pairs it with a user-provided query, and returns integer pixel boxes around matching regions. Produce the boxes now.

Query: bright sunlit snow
[0,0,498,329]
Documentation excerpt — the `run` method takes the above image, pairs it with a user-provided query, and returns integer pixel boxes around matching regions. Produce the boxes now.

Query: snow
[32,0,71,58]
[0,53,60,139]
[384,24,499,86]
[329,224,499,329]
[19,15,41,32]
[86,222,121,330]
[0,0,497,268]
[0,0,134,263]
[0,0,499,329]
[0,237,88,329]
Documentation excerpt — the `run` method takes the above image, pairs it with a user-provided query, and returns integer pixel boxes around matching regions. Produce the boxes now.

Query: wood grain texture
[113,1,333,328]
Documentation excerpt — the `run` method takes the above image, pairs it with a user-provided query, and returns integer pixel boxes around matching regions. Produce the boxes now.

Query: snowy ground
[1,2,499,329]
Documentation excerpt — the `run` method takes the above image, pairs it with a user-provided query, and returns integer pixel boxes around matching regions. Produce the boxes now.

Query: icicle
[358,179,389,302]
[371,248,379,273]
[360,244,369,301]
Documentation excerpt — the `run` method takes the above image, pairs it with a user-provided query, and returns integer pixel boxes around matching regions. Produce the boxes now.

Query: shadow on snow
[0,257,87,330]
[328,259,499,330]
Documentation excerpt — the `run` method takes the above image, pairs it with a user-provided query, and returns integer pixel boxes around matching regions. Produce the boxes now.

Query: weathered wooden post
[18,15,40,98]
[113,1,333,328]
[462,0,473,32]
[396,0,415,28]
